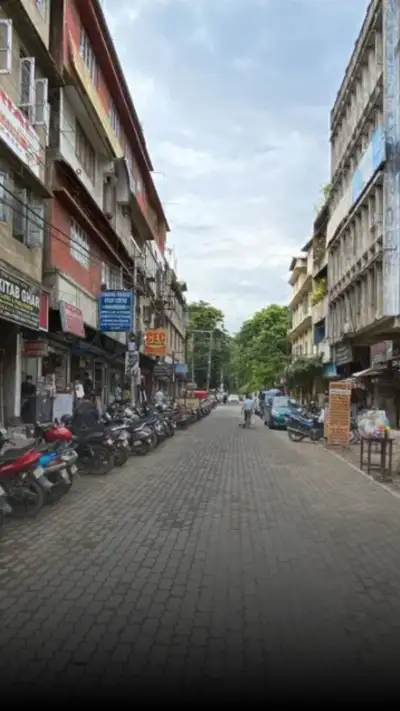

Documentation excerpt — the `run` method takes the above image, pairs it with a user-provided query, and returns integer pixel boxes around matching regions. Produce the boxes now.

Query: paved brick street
[2,406,400,699]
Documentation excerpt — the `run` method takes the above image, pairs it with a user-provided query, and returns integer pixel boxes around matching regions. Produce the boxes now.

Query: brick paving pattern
[1,407,400,698]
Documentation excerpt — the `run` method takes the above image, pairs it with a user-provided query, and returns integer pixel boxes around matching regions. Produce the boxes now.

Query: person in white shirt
[242,393,254,427]
[155,388,166,405]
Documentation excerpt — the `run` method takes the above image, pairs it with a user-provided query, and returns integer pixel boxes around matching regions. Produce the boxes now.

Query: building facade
[288,253,314,358]
[327,0,384,378]
[0,0,59,422]
[0,0,187,422]
[42,0,169,404]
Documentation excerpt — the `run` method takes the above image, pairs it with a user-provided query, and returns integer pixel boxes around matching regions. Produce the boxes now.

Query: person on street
[242,393,254,427]
[21,375,36,423]
[82,371,93,398]
[155,387,166,405]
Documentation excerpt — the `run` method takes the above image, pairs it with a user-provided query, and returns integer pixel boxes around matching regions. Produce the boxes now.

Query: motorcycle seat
[74,431,105,442]
[0,444,35,462]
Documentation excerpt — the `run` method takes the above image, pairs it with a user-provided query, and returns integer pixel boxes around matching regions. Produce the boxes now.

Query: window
[75,121,95,182]
[80,26,97,84]
[0,19,12,74]
[34,78,48,125]
[0,171,9,222]
[20,56,35,121]
[109,101,120,137]
[9,177,44,247]
[71,221,89,268]
[101,262,122,290]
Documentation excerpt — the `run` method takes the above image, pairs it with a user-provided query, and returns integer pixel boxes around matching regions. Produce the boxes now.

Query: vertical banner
[327,381,352,446]
[383,0,400,315]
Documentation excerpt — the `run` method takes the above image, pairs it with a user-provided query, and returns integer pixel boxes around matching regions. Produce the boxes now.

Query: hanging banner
[144,328,167,356]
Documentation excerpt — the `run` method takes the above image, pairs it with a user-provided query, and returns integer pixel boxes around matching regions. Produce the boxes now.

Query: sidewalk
[326,432,400,492]
[271,427,400,498]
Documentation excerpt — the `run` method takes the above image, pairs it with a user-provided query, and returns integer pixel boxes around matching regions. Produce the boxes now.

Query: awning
[351,367,381,378]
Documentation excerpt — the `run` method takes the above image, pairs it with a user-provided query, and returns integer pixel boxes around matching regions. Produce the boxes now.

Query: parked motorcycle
[36,421,115,476]
[285,410,324,442]
[0,428,53,521]
[104,406,155,455]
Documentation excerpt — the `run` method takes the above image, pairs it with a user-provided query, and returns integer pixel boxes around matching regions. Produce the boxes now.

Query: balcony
[312,296,328,325]
[288,310,312,342]
[288,274,312,310]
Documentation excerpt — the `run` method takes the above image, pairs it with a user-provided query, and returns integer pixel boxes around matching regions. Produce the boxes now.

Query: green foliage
[314,183,331,213]
[285,355,323,391]
[230,305,291,392]
[187,301,232,389]
[311,278,327,305]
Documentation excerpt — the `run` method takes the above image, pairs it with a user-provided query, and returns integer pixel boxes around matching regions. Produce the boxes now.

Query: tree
[187,301,231,389]
[230,305,291,392]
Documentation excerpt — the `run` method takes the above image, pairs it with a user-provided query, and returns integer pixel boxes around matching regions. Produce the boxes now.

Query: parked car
[264,396,300,429]
[228,394,240,404]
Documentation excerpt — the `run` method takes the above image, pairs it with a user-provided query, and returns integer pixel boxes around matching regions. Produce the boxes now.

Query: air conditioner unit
[343,321,351,334]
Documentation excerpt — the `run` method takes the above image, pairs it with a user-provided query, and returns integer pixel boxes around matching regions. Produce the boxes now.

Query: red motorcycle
[0,432,53,522]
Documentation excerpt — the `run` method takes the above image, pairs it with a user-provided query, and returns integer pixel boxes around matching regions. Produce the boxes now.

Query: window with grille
[80,26,97,84]
[101,262,121,290]
[71,221,89,268]
[109,101,120,137]
[75,120,95,182]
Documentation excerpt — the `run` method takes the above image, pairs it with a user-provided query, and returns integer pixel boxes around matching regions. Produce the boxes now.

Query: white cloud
[104,0,368,331]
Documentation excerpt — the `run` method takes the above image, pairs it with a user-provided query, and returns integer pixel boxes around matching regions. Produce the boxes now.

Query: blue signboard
[98,290,133,332]
[351,125,385,204]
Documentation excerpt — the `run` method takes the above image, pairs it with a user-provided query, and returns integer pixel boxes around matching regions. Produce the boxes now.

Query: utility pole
[206,332,213,391]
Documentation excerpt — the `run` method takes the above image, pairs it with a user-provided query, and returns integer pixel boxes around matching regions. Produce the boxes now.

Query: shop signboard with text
[144,328,167,356]
[0,268,41,329]
[59,301,86,338]
[0,87,41,178]
[98,290,133,332]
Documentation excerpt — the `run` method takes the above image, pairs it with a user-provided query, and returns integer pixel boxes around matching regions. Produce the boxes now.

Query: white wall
[60,90,109,211]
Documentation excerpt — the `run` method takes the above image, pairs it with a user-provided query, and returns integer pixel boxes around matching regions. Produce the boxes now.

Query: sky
[103,0,370,332]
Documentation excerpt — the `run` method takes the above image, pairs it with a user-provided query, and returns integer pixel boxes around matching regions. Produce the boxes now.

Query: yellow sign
[69,33,123,159]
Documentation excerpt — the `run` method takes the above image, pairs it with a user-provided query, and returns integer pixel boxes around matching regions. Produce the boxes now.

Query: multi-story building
[0,0,61,422]
[327,0,384,378]
[311,202,331,369]
[39,0,169,403]
[288,251,314,359]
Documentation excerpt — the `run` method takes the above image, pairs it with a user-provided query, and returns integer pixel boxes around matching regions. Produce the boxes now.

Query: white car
[228,394,240,404]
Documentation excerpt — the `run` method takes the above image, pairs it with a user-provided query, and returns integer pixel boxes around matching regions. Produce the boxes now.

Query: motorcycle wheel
[10,479,45,518]
[46,471,73,504]
[135,440,151,456]
[114,446,129,467]
[149,432,159,450]
[84,446,115,475]
[165,423,175,437]
[287,430,305,442]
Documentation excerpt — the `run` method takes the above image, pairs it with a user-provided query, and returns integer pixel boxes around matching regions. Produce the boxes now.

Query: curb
[324,447,400,503]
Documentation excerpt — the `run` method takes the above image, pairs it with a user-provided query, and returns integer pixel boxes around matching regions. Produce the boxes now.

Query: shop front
[0,263,48,424]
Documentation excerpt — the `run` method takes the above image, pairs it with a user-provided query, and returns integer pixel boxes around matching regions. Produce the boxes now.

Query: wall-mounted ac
[343,320,351,334]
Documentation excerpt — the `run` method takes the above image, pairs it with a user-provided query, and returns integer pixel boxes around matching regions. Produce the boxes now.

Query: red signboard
[39,291,49,331]
[23,340,48,357]
[144,328,167,356]
[59,300,85,338]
